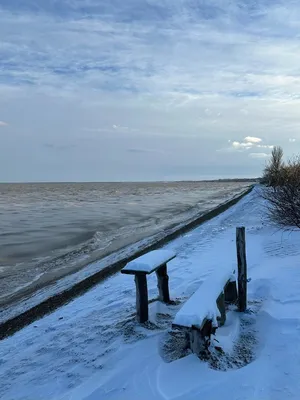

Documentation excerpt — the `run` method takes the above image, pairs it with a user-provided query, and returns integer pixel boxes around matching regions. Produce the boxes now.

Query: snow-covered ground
[1,186,300,400]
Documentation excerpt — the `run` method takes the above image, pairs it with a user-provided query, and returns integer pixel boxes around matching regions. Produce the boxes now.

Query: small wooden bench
[172,269,238,355]
[121,250,176,323]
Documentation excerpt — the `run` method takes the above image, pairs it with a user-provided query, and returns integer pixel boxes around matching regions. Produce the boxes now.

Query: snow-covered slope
[1,186,300,400]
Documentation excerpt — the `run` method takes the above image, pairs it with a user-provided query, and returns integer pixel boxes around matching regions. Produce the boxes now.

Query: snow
[122,249,176,274]
[213,310,240,353]
[173,267,233,328]
[2,186,300,399]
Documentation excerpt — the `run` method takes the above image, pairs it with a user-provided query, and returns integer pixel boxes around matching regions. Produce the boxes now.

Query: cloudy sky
[0,0,299,182]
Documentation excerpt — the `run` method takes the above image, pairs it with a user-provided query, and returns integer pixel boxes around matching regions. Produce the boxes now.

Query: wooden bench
[121,250,176,323]
[172,269,238,355]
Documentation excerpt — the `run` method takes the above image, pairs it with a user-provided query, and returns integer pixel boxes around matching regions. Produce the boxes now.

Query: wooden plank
[134,274,149,323]
[156,264,170,303]
[236,227,247,312]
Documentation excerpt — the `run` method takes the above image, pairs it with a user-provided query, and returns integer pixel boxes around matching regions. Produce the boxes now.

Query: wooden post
[224,280,238,304]
[156,264,170,303]
[135,273,149,323]
[216,292,226,326]
[236,227,247,312]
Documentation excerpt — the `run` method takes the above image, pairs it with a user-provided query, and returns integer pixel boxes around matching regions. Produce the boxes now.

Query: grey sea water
[0,181,250,305]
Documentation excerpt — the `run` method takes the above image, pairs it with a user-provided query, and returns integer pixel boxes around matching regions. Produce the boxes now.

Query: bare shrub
[262,157,300,229]
[261,146,284,187]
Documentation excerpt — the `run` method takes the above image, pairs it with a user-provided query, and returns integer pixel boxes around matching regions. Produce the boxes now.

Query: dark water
[0,181,250,305]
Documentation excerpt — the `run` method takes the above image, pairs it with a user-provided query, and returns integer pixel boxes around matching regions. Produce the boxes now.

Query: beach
[1,186,300,399]
[0,181,251,326]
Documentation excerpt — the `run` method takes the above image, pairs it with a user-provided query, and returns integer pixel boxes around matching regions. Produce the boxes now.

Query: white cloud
[0,121,8,127]
[232,141,253,149]
[244,136,262,144]
[2,2,300,108]
[219,137,274,153]
[249,153,269,159]
[127,148,165,154]
[257,144,274,149]
[289,138,296,142]
[112,125,129,131]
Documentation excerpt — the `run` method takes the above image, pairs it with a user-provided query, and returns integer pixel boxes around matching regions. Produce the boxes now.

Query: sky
[1,0,300,182]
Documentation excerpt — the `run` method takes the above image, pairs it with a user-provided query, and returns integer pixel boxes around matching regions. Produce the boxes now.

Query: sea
[0,181,251,307]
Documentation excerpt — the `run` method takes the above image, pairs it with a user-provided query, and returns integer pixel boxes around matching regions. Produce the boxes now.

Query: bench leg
[189,329,204,355]
[189,320,212,355]
[156,264,170,303]
[216,292,226,326]
[224,280,238,304]
[135,274,149,323]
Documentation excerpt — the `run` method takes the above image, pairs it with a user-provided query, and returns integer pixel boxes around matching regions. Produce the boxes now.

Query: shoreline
[0,185,254,340]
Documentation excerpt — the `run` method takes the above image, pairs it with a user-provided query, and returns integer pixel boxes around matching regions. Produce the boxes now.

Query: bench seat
[173,268,237,355]
[173,269,235,329]
[121,250,176,275]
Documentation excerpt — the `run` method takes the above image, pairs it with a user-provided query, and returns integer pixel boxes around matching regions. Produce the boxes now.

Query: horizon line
[0,178,260,184]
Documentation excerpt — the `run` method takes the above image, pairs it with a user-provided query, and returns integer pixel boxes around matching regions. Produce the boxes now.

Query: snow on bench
[121,250,176,323]
[122,250,176,275]
[173,268,237,355]
[174,269,235,328]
